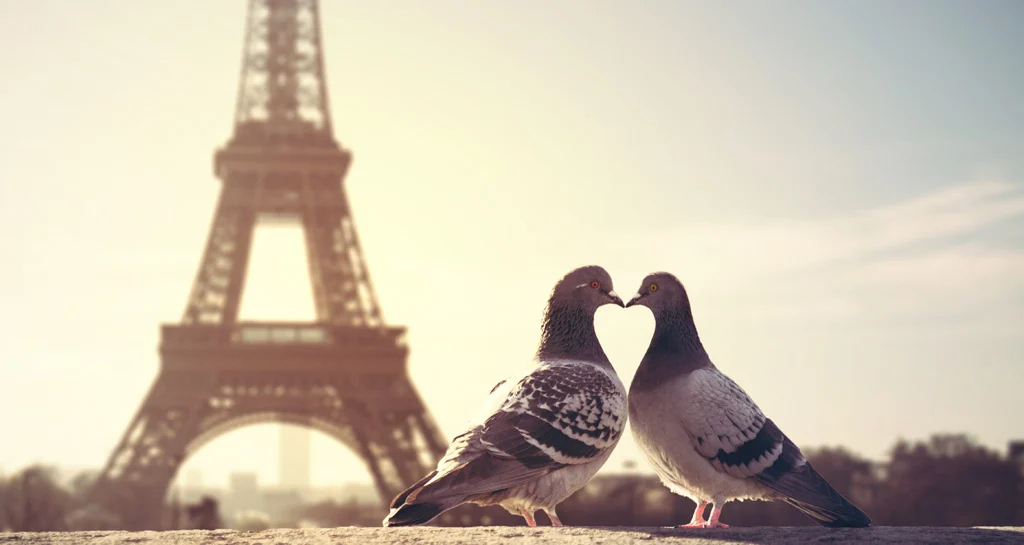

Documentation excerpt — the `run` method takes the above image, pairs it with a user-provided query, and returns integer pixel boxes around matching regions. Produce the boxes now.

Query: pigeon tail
[383,498,461,527]
[774,463,872,528]
[383,470,466,527]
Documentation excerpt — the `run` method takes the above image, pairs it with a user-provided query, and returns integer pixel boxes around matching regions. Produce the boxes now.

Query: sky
[0,0,1022,490]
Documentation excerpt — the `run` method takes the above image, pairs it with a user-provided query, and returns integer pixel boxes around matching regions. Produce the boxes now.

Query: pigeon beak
[608,290,624,307]
[625,292,643,308]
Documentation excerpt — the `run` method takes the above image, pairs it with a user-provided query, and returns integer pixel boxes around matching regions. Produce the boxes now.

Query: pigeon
[383,265,628,527]
[624,272,871,529]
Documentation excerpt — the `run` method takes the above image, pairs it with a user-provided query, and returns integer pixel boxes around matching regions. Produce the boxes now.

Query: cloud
[608,180,1024,323]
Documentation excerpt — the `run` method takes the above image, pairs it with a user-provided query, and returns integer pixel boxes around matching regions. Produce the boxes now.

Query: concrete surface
[1,527,1022,545]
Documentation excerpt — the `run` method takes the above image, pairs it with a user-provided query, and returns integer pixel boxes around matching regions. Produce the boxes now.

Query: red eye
[590,281,600,289]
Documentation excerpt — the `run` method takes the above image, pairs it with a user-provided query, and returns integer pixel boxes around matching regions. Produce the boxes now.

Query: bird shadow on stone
[591,525,1024,544]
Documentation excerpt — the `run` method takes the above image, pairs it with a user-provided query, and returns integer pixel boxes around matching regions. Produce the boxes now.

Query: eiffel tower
[88,0,448,530]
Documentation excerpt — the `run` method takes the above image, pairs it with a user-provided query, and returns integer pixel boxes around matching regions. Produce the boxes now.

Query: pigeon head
[537,265,622,365]
[549,265,624,311]
[625,271,707,364]
[625,271,690,313]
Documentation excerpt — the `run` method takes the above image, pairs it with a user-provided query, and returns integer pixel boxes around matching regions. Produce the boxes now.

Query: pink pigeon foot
[676,501,708,528]
[706,503,729,528]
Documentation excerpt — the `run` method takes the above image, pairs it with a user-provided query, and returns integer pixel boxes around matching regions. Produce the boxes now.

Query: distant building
[279,426,311,492]
[228,472,261,514]
[262,488,303,522]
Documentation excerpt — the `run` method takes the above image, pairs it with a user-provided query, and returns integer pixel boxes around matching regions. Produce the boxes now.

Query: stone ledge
[2,527,1022,545]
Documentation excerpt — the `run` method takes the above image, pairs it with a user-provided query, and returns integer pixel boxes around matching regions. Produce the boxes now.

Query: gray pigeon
[383,265,627,527]
[624,272,871,529]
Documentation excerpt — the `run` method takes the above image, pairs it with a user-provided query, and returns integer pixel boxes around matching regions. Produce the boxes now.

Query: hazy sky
[1,1,1022,490]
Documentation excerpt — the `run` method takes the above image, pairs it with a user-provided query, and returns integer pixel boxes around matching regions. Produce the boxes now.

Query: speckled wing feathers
[408,361,625,502]
[481,362,625,465]
[681,368,794,479]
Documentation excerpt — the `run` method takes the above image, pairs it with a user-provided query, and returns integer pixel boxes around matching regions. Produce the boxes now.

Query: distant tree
[64,504,122,531]
[0,470,8,530]
[183,496,223,530]
[875,434,1021,526]
[65,470,97,503]
[1,465,72,531]
[62,469,122,531]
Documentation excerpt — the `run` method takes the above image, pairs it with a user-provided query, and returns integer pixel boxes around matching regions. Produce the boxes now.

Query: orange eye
[590,281,601,289]
[649,283,659,293]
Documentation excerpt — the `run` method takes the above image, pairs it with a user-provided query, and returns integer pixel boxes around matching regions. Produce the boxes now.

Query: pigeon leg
[543,508,563,527]
[706,503,729,529]
[520,510,537,527]
[676,501,708,528]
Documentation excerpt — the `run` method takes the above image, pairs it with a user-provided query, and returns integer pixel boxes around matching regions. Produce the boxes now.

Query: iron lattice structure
[88,0,448,530]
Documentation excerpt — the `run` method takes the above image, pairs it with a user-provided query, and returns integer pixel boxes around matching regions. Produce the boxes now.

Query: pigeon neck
[632,305,708,390]
[536,301,611,367]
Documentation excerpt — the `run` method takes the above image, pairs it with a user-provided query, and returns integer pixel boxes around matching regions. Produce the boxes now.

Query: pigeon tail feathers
[388,470,438,510]
[752,432,871,528]
[768,461,872,528]
[383,470,464,527]
[382,448,557,527]
[383,497,462,527]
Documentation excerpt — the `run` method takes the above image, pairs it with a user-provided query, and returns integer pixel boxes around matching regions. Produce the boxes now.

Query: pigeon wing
[481,362,626,465]
[680,367,871,527]
[409,362,625,502]
[679,366,782,477]
[681,367,785,479]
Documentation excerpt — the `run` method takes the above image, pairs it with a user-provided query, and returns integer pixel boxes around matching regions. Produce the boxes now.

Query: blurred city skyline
[1,0,1022,490]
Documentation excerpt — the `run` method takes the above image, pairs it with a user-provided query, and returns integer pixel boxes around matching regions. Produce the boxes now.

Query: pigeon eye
[590,281,600,289]
[649,283,659,293]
